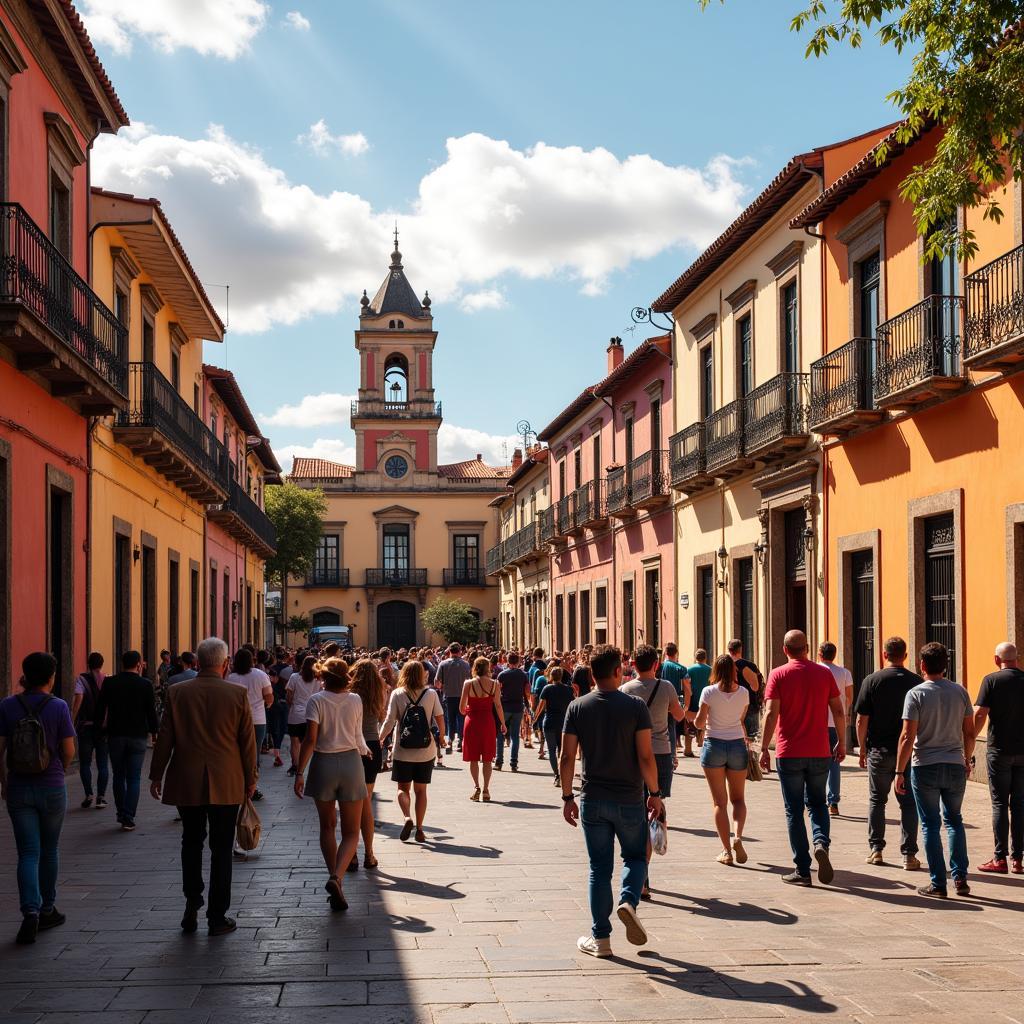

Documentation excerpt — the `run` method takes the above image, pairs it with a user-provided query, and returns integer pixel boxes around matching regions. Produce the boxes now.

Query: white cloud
[276,439,356,473]
[298,120,370,158]
[459,288,507,314]
[80,0,269,59]
[438,425,518,467]
[260,393,356,428]
[284,10,310,31]
[93,125,747,334]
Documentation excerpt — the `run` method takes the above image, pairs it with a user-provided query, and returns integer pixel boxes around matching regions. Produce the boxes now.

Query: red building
[0,1,128,695]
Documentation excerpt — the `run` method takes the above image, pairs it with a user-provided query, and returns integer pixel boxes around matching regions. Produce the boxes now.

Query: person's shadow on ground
[650,888,798,925]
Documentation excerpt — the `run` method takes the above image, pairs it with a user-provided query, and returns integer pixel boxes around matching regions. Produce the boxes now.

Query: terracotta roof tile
[437,458,509,480]
[290,458,355,480]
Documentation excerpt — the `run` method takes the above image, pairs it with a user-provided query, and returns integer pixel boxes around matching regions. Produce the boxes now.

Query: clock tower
[351,235,441,482]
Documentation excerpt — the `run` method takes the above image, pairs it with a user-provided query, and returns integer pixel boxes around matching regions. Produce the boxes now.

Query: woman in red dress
[460,656,507,802]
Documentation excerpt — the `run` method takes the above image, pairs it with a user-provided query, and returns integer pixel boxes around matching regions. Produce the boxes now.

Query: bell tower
[351,234,441,480]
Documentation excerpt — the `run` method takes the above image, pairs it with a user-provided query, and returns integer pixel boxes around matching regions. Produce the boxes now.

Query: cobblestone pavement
[1,743,1023,1024]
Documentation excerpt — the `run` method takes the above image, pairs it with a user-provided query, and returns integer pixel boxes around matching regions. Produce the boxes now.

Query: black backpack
[8,694,53,775]
[398,690,433,749]
[76,672,101,725]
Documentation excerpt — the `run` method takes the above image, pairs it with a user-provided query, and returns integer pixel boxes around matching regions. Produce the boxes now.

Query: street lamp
[717,545,728,589]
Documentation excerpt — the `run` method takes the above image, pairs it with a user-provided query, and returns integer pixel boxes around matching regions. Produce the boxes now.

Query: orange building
[794,124,1024,709]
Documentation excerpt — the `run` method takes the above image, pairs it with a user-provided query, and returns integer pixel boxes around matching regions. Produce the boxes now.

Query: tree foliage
[701,0,1024,260]
[286,614,311,640]
[421,597,482,647]
[264,483,328,586]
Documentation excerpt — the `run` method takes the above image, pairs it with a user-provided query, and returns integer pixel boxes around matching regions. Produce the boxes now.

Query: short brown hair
[590,644,622,681]
[919,642,948,676]
[634,644,658,672]
[884,636,907,661]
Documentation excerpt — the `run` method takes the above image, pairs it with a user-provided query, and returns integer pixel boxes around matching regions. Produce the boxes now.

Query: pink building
[538,336,675,655]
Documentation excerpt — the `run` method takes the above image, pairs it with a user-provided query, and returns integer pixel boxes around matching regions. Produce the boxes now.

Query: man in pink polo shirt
[760,630,846,886]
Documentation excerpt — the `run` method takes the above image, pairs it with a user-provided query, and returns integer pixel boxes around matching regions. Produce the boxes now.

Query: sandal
[717,850,734,866]
[732,839,748,864]
[482,790,491,802]
[415,828,426,843]
[470,788,481,802]
[325,875,348,912]
[347,855,359,873]
[363,855,378,870]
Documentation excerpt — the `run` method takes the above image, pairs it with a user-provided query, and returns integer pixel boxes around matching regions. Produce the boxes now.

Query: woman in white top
[226,648,273,802]
[379,661,445,844]
[293,657,369,913]
[285,656,323,776]
[694,654,750,866]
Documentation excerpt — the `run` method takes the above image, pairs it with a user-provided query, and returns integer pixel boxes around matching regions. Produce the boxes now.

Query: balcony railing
[443,567,486,586]
[964,244,1024,370]
[538,505,557,544]
[629,449,670,508]
[0,202,128,410]
[506,521,540,562]
[705,400,745,474]
[743,372,811,458]
[306,568,350,587]
[366,568,428,587]
[572,479,605,529]
[874,294,967,407]
[809,338,883,435]
[351,399,442,419]
[208,478,277,556]
[486,544,504,576]
[115,361,229,502]
[606,467,632,516]
[555,494,573,536]
[669,422,713,492]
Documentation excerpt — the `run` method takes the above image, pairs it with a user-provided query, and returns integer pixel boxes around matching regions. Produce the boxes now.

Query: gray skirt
[305,749,368,803]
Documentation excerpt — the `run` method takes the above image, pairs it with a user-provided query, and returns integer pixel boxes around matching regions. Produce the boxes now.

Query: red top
[764,658,840,758]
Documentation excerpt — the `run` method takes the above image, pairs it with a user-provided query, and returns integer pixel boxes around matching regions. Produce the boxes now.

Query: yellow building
[288,242,507,648]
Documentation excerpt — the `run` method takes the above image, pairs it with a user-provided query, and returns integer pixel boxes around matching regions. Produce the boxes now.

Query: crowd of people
[0,631,1021,956]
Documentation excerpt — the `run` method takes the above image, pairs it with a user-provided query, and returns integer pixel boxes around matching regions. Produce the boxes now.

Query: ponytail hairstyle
[711,654,737,693]
[318,656,351,693]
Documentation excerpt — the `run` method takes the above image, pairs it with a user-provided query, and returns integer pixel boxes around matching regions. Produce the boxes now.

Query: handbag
[235,796,262,852]
[746,747,763,782]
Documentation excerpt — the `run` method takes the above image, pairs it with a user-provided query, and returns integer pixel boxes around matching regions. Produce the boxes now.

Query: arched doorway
[312,610,341,627]
[377,600,416,649]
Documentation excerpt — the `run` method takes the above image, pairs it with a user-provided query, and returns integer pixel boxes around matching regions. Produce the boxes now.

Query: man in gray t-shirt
[895,643,976,898]
[436,645,472,752]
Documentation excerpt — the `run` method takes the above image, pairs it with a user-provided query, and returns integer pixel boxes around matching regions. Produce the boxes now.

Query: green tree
[701,0,1024,260]
[264,483,328,624]
[286,614,311,643]
[421,596,482,647]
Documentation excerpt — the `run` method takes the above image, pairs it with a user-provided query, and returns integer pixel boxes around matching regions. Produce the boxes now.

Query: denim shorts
[700,737,748,771]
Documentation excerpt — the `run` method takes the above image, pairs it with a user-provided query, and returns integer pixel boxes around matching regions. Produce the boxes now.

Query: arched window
[312,610,341,627]
[383,353,409,405]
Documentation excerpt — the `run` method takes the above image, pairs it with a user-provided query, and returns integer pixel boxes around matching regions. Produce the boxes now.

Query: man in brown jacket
[150,637,256,936]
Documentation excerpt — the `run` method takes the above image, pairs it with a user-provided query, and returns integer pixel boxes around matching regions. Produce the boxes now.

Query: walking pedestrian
[571,650,594,696]
[149,637,257,936]
[348,657,388,870]
[760,630,845,886]
[896,642,975,898]
[293,657,369,912]
[286,656,322,776]
[818,641,853,816]
[659,643,690,757]
[694,655,750,865]
[0,652,76,945]
[226,648,272,802]
[71,652,108,810]
[267,664,289,768]
[167,652,197,686]
[460,657,506,802]
[495,652,530,772]
[560,645,663,958]
[727,639,763,743]
[533,667,574,784]
[96,650,159,832]
[437,644,471,753]
[854,636,922,869]
[380,660,446,843]
[683,650,711,757]
[973,641,1024,875]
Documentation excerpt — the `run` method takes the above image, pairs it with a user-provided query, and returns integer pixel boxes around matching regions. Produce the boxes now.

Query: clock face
[385,455,408,479]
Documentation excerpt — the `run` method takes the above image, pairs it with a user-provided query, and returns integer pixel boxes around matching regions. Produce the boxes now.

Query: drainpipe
[85,418,96,652]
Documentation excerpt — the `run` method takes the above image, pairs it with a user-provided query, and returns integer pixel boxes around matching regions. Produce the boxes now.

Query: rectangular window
[595,585,607,620]
[383,524,410,572]
[737,314,753,397]
[699,565,715,657]
[700,344,714,418]
[0,446,8,694]
[313,534,340,585]
[622,579,635,651]
[573,448,582,490]
[142,319,155,364]
[624,417,634,467]
[858,252,881,338]
[193,384,201,414]
[49,172,71,258]
[246,584,253,644]
[114,288,128,327]
[170,350,180,392]
[650,399,661,452]
[555,594,565,651]
[924,513,956,680]
[592,435,601,481]
[644,568,660,648]
[737,557,754,659]
[141,544,156,681]
[114,534,131,665]
[580,589,591,646]
[190,565,199,651]
[568,593,577,650]
[782,280,799,373]
[48,483,72,698]
[223,571,231,650]
[209,566,218,638]
[851,549,875,689]
[558,460,566,498]
[453,534,479,572]
[168,556,179,656]
[0,92,7,202]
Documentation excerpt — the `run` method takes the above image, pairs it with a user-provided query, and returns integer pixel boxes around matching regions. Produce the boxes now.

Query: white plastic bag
[649,815,668,856]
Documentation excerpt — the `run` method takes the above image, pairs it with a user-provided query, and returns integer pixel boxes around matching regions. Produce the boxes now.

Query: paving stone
[278,981,367,1006]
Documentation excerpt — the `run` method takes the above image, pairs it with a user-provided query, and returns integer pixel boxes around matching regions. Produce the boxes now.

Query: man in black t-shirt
[728,639,762,740]
[561,645,662,959]
[495,653,530,771]
[854,636,922,868]
[974,641,1024,874]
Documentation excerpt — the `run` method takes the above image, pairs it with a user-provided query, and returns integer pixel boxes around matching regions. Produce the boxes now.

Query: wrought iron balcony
[365,568,428,587]
[628,449,670,510]
[669,422,713,494]
[743,373,811,460]
[555,494,574,536]
[538,505,557,545]
[305,568,350,588]
[0,202,128,413]
[506,521,540,562]
[874,294,967,408]
[605,467,633,519]
[443,567,486,586]
[115,361,229,502]
[486,544,505,576]
[964,244,1024,371]
[207,478,277,557]
[705,400,747,476]
[810,338,884,436]
[572,479,606,530]
[351,399,442,419]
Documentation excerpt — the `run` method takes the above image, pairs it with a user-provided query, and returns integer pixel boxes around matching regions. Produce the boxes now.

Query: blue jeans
[496,711,523,767]
[776,757,831,876]
[442,695,463,743]
[579,799,648,939]
[545,726,563,779]
[827,727,841,807]
[7,784,67,915]
[78,724,109,799]
[108,736,148,825]
[744,704,761,742]
[267,703,288,751]
[911,762,968,890]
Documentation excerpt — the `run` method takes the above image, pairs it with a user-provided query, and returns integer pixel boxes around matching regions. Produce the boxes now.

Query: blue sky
[84,0,909,470]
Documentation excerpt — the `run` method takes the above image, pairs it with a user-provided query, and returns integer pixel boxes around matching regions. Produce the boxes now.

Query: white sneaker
[577,935,612,958]
[616,902,648,946]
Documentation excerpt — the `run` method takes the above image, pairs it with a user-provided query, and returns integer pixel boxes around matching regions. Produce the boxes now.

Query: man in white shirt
[819,642,854,817]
